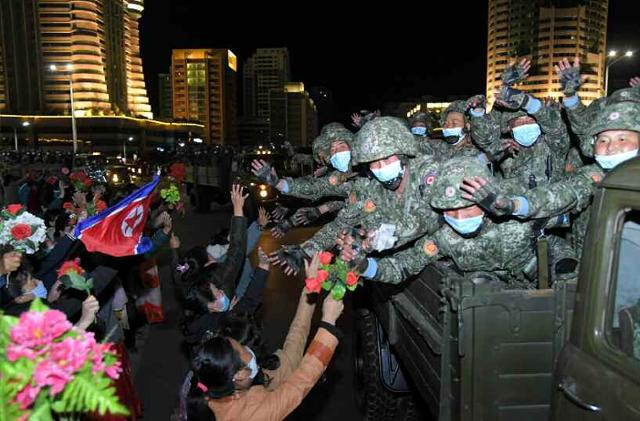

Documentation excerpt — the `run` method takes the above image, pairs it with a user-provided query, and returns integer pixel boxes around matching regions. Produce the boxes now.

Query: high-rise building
[269,82,318,147]
[243,48,290,119]
[486,0,608,106]
[0,0,152,117]
[171,49,238,144]
[158,72,173,119]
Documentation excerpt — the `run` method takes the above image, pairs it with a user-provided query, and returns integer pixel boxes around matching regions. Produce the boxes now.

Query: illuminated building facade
[269,82,318,146]
[0,0,152,118]
[171,49,238,144]
[486,0,608,106]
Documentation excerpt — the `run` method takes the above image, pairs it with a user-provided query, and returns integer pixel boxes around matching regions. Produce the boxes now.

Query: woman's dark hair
[1,259,35,306]
[185,277,215,315]
[223,312,280,372]
[210,229,229,246]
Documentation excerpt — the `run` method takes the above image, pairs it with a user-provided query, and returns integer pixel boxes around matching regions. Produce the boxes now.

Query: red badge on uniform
[423,240,438,256]
[364,199,376,213]
[591,173,602,183]
[349,192,357,204]
[423,171,438,186]
[329,175,338,186]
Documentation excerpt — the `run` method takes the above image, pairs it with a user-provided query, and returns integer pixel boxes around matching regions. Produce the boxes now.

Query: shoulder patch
[423,240,438,257]
[329,175,338,186]
[423,171,438,186]
[590,173,602,183]
[363,199,376,213]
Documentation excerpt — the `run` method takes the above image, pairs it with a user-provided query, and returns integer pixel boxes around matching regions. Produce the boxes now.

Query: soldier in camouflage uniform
[555,58,640,158]
[270,117,443,275]
[462,101,640,256]
[436,100,486,160]
[409,111,439,155]
[358,157,557,288]
[470,61,570,189]
[252,124,358,236]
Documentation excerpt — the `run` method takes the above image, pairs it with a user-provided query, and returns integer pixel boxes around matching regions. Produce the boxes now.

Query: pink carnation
[50,337,90,374]
[105,361,122,380]
[7,344,38,362]
[34,360,72,395]
[10,310,72,348]
[15,383,41,410]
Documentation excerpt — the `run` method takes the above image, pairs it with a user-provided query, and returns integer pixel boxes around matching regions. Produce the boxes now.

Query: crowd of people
[1,56,640,420]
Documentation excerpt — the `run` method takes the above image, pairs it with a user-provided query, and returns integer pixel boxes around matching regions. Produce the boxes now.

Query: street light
[49,63,78,166]
[605,49,634,95]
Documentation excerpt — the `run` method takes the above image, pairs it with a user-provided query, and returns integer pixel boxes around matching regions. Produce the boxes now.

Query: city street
[133,205,361,420]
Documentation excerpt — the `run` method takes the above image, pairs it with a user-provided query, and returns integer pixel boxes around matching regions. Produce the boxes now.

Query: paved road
[134,207,361,420]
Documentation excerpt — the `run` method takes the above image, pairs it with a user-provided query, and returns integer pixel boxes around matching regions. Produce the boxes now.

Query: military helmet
[351,116,418,164]
[607,87,640,106]
[587,102,640,137]
[440,100,468,126]
[500,109,530,133]
[320,122,346,135]
[311,133,332,164]
[409,111,431,126]
[430,157,491,209]
[324,126,354,147]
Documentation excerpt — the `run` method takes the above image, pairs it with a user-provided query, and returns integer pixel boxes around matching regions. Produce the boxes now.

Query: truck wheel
[354,310,406,420]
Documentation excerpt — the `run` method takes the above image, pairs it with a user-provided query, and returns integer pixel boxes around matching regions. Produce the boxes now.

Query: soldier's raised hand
[270,203,289,222]
[501,58,531,86]
[554,58,587,97]
[251,159,280,186]
[269,245,308,276]
[629,77,640,88]
[460,176,515,217]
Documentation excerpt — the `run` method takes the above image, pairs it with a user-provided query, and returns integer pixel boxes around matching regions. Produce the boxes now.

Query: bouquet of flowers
[57,259,93,295]
[68,170,93,192]
[0,205,47,255]
[304,251,361,300]
[63,195,107,218]
[160,184,181,206]
[0,300,128,420]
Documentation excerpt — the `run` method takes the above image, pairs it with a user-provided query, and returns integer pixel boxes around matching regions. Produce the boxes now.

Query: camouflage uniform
[283,125,355,201]
[300,117,442,256]
[470,98,570,188]
[437,100,484,160]
[370,158,540,288]
[409,111,438,155]
[495,101,640,255]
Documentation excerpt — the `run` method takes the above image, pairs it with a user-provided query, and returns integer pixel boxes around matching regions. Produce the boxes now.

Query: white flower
[0,211,47,254]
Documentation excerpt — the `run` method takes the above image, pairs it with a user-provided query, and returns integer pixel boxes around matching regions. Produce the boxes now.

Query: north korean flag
[74,176,160,257]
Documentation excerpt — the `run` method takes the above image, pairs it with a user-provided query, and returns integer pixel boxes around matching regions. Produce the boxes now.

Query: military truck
[354,158,640,420]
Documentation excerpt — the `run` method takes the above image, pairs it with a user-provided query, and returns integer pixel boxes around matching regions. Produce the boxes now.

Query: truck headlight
[259,190,268,198]
[112,173,119,183]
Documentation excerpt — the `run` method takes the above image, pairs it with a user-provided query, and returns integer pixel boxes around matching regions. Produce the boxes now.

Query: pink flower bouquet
[0,300,128,419]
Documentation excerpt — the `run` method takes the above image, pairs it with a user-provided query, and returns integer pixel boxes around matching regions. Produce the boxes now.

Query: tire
[354,309,430,421]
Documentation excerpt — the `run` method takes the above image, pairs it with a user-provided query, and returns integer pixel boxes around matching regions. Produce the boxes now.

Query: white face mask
[206,243,229,261]
[245,346,259,379]
[594,149,639,170]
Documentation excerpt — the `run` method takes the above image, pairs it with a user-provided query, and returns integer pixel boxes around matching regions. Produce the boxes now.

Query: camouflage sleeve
[285,174,350,200]
[566,100,596,157]
[322,200,345,214]
[372,236,442,284]
[470,110,504,160]
[529,103,570,155]
[300,198,363,255]
[515,165,599,218]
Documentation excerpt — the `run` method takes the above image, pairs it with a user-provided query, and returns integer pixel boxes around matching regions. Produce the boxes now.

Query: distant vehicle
[353,158,640,421]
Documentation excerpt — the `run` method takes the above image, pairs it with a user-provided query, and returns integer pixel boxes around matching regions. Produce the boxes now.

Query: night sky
[140,1,640,122]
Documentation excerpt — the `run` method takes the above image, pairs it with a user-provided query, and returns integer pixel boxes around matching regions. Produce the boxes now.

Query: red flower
[57,258,84,278]
[46,176,58,185]
[63,202,76,212]
[11,224,32,240]
[69,171,87,182]
[319,252,333,265]
[169,163,186,183]
[316,269,330,283]
[345,271,359,287]
[83,178,93,187]
[6,204,23,215]
[305,277,322,293]
[94,200,107,213]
